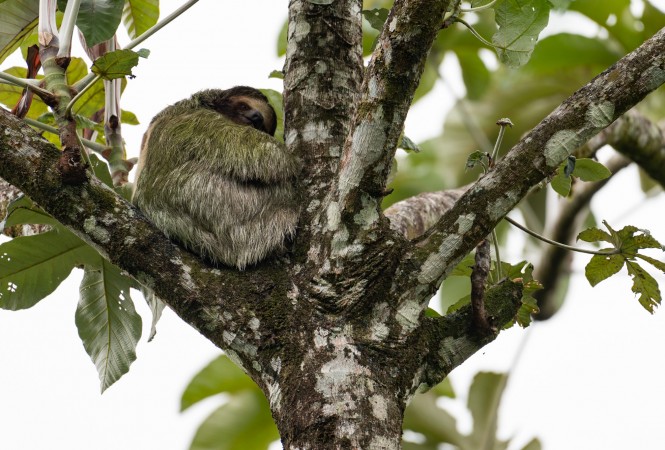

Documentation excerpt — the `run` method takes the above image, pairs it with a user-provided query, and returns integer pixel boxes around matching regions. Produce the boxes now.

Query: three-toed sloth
[132,86,300,269]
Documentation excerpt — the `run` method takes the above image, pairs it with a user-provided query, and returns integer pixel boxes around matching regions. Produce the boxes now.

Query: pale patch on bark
[368,302,390,342]
[544,129,579,167]
[439,335,477,369]
[370,435,398,450]
[396,299,420,334]
[640,63,665,91]
[586,101,615,129]
[302,121,332,143]
[370,394,388,421]
[418,213,475,284]
[83,217,110,243]
[488,190,520,222]
[354,192,380,227]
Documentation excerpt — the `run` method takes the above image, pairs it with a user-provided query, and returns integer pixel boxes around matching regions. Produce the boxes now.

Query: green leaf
[140,286,165,341]
[467,371,507,448]
[276,19,287,56]
[2,195,59,228]
[268,69,284,79]
[626,261,661,313]
[585,253,624,287]
[425,307,441,318]
[431,377,455,398]
[259,88,284,142]
[91,48,148,80]
[636,254,665,274]
[0,67,48,119]
[69,0,125,47]
[362,8,389,32]
[77,258,142,392]
[521,438,543,450]
[466,150,487,171]
[121,109,139,125]
[89,154,113,187]
[403,391,467,447]
[550,166,571,197]
[121,0,159,39]
[181,355,258,411]
[0,0,39,65]
[0,229,98,310]
[189,390,279,450]
[456,49,491,100]
[577,227,613,244]
[572,158,611,182]
[526,33,619,74]
[492,0,551,68]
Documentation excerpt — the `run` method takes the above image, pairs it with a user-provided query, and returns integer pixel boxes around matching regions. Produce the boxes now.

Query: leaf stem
[454,18,495,48]
[56,0,82,59]
[504,216,619,256]
[66,74,100,118]
[491,118,513,163]
[491,229,503,280]
[461,0,498,12]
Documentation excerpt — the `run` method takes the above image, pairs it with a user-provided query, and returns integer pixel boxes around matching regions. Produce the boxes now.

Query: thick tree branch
[0,109,292,369]
[283,0,363,226]
[396,26,665,310]
[334,0,454,236]
[384,188,465,239]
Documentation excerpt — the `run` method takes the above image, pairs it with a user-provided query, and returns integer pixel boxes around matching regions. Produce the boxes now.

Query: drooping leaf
[121,0,159,39]
[403,390,467,447]
[181,355,258,411]
[550,166,571,197]
[76,258,141,392]
[0,0,39,64]
[91,48,149,80]
[0,229,98,310]
[456,49,491,100]
[584,252,624,287]
[572,158,611,182]
[626,261,661,313]
[492,0,551,68]
[467,372,508,448]
[2,195,59,228]
[61,0,125,47]
[189,390,279,450]
[140,285,165,342]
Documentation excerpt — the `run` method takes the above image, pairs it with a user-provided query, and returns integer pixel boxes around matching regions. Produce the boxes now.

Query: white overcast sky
[2,1,665,449]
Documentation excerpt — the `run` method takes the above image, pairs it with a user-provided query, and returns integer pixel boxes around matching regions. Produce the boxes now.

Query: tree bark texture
[1,1,664,447]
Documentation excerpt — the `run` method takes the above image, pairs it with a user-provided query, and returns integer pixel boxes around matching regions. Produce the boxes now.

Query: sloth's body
[132,87,300,269]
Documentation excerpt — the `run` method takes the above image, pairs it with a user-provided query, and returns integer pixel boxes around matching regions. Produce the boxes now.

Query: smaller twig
[0,72,52,99]
[65,74,100,118]
[491,229,503,281]
[504,216,620,256]
[460,0,497,12]
[23,117,110,154]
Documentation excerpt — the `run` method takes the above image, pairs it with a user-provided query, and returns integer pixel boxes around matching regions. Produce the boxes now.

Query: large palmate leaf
[76,258,141,392]
[0,0,39,64]
[0,228,98,310]
[57,0,124,46]
[122,0,159,39]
